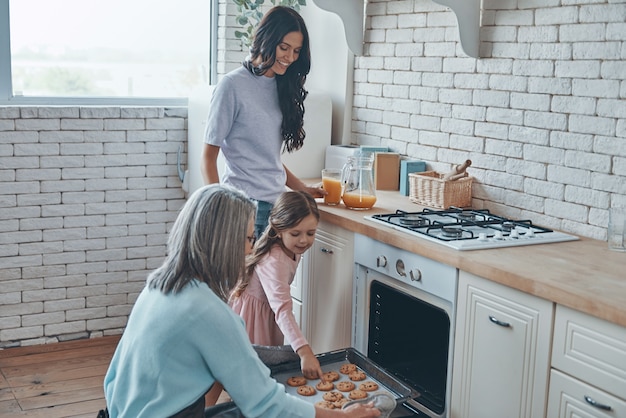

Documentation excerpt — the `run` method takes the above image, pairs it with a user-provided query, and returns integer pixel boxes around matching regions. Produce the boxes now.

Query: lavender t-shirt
[204,65,287,203]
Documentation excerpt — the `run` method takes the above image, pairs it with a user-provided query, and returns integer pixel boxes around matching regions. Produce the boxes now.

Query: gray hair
[148,184,256,301]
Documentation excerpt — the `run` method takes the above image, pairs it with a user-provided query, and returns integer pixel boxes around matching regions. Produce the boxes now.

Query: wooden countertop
[310,185,626,327]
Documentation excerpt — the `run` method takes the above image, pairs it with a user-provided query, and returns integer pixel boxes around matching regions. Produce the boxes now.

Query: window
[0,0,217,105]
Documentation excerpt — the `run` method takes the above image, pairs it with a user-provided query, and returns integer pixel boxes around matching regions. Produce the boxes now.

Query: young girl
[230,190,324,380]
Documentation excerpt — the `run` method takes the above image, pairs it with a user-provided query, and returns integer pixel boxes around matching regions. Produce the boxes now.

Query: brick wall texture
[1,0,625,346]
[0,107,187,347]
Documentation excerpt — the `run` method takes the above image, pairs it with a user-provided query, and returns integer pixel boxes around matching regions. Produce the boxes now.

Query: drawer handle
[584,395,612,411]
[320,247,334,254]
[489,315,511,328]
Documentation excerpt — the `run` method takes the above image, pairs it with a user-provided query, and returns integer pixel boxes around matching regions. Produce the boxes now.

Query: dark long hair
[244,6,311,153]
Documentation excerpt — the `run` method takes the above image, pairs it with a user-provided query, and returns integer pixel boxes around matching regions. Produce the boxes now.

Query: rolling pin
[443,160,472,180]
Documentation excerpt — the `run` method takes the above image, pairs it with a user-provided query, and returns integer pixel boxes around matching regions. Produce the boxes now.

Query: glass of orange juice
[321,169,343,205]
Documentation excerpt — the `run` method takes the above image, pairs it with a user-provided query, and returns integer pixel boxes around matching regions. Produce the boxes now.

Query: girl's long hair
[233,191,319,297]
[244,6,311,154]
[148,184,256,302]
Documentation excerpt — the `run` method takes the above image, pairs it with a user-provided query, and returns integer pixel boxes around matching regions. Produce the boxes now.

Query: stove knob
[526,229,535,238]
[376,255,387,268]
[395,259,406,277]
[478,232,488,241]
[410,269,422,282]
[494,230,504,240]
[510,229,520,239]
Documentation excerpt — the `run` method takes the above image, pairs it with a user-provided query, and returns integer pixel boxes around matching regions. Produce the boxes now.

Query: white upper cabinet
[311,0,481,58]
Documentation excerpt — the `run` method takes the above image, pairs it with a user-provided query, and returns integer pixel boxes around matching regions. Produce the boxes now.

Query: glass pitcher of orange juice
[341,153,377,210]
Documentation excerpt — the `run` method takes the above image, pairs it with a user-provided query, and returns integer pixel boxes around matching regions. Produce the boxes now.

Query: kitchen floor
[0,335,120,418]
[0,335,236,418]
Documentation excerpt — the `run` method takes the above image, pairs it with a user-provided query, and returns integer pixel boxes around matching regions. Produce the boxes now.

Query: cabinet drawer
[552,305,626,399]
[547,369,626,417]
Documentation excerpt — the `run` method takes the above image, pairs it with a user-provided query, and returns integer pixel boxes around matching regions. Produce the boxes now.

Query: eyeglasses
[247,235,257,245]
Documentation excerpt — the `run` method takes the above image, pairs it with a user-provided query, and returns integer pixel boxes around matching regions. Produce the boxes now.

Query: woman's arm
[284,165,326,198]
[201,144,221,184]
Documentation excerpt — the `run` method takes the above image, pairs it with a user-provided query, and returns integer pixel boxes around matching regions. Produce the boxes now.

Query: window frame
[0,0,218,106]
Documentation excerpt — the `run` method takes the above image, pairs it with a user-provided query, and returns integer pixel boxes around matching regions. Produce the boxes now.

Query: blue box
[400,159,427,196]
[359,146,388,156]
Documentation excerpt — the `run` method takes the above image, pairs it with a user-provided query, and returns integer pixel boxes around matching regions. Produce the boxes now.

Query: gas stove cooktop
[366,208,579,250]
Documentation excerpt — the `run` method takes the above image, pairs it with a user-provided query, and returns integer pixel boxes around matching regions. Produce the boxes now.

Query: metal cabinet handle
[584,395,612,411]
[320,247,334,254]
[489,315,511,328]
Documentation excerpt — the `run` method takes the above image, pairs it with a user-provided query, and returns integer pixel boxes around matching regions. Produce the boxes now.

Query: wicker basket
[409,171,473,209]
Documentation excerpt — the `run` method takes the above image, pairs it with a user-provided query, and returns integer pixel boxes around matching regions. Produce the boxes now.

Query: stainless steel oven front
[352,234,457,418]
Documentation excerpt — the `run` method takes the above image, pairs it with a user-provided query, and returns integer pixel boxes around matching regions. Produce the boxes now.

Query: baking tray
[270,347,415,406]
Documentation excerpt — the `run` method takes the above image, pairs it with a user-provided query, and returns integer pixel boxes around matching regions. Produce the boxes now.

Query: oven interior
[367,280,450,416]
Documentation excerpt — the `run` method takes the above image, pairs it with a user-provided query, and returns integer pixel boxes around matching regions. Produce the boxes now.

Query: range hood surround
[311,0,480,58]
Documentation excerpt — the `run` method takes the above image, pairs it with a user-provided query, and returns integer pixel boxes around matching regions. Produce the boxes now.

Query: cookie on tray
[321,371,340,382]
[316,380,335,391]
[339,363,358,374]
[334,397,350,408]
[297,385,317,396]
[315,400,336,410]
[323,391,344,402]
[359,381,379,392]
[349,370,367,381]
[349,389,368,400]
[336,381,356,392]
[286,376,307,387]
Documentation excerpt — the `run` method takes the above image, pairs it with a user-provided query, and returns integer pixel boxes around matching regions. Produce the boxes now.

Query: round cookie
[349,370,367,381]
[322,371,340,382]
[297,385,317,396]
[359,381,379,392]
[316,380,335,391]
[286,376,307,387]
[339,363,358,374]
[334,397,350,408]
[323,391,344,402]
[349,389,368,400]
[336,380,356,392]
[315,400,336,410]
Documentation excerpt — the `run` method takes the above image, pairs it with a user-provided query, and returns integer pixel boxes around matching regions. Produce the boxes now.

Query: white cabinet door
[451,271,553,418]
[547,369,626,418]
[303,220,354,354]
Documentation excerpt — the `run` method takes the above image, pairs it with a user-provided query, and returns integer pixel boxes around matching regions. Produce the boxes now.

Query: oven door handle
[488,315,511,328]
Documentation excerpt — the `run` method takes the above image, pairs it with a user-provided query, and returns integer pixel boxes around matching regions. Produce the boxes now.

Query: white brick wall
[354,0,626,239]
[0,106,187,347]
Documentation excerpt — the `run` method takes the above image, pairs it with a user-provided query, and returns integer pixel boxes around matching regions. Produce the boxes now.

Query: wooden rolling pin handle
[443,160,472,180]
[447,172,468,181]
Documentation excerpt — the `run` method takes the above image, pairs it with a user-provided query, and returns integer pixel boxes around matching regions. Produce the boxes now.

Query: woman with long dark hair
[201,6,325,239]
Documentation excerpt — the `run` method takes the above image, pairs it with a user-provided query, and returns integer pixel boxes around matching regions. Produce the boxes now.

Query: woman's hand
[342,401,381,417]
[297,345,324,379]
[304,184,327,199]
[314,401,381,418]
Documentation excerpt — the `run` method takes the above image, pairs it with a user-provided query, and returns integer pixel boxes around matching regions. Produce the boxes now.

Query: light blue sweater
[104,280,314,418]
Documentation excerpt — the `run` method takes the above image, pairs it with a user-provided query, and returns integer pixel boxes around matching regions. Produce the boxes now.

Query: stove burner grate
[441,226,464,239]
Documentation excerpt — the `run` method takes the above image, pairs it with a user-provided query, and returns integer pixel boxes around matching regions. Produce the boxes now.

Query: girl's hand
[297,345,324,379]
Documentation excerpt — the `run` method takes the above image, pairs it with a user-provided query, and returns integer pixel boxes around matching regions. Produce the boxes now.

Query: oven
[352,234,457,418]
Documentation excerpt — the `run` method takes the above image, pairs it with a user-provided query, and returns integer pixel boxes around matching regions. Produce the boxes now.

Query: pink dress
[230,245,308,352]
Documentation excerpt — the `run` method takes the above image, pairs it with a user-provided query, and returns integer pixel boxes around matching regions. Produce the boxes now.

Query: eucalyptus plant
[232,0,307,48]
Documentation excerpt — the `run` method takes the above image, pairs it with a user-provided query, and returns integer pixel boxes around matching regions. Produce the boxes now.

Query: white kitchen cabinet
[547,305,626,417]
[301,219,354,354]
[451,271,553,418]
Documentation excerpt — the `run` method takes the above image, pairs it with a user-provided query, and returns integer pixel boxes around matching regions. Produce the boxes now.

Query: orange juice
[322,177,342,205]
[342,192,376,210]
